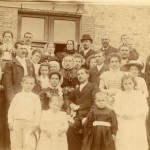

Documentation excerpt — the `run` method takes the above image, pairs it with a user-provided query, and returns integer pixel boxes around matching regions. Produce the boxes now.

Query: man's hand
[70,103,79,111]
[82,117,87,125]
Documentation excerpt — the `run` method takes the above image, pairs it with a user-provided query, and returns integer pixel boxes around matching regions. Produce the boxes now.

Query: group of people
[0,30,150,150]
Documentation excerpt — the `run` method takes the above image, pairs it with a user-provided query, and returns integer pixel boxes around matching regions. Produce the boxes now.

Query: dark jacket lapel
[99,64,109,74]
[12,58,23,68]
[80,82,91,95]
[26,59,34,75]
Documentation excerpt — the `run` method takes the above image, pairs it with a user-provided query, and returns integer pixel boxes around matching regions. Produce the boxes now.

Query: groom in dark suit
[67,68,99,150]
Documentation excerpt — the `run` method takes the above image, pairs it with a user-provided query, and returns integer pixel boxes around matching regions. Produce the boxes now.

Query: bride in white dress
[114,74,148,150]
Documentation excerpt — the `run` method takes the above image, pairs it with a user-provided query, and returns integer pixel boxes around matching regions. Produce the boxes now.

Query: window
[21,17,45,41]
[18,12,80,53]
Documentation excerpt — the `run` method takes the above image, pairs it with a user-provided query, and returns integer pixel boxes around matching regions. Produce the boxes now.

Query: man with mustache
[23,32,33,58]
[67,68,99,150]
[2,41,35,149]
[100,34,118,64]
[80,34,95,61]
[3,41,35,104]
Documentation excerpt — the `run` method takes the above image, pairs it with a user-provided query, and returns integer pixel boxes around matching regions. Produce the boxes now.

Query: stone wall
[81,4,150,60]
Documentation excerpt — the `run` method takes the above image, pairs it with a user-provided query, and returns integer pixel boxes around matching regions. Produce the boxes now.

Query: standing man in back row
[23,32,33,58]
[100,34,118,64]
[80,34,95,60]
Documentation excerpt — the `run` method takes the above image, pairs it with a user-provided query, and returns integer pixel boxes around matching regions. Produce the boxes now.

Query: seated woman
[39,71,63,110]
[124,60,148,98]
[49,61,60,72]
[60,55,79,114]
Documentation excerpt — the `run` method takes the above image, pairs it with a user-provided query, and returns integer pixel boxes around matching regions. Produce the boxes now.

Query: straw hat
[124,60,144,70]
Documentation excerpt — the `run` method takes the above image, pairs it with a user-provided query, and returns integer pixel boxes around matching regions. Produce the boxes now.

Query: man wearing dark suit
[79,34,95,61]
[100,35,118,63]
[67,68,99,150]
[3,41,35,104]
[3,41,35,149]
[89,51,109,85]
[119,45,131,71]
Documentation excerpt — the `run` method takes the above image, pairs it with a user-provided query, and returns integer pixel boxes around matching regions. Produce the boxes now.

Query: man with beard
[80,34,95,61]
[100,35,118,64]
[3,41,35,103]
[23,32,33,58]
[67,68,99,150]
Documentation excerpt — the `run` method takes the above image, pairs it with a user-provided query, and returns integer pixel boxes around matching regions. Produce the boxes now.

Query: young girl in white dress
[36,95,69,150]
[124,60,148,98]
[114,74,148,150]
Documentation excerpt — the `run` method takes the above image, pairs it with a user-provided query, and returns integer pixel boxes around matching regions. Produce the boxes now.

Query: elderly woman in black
[60,55,79,114]
[56,40,78,64]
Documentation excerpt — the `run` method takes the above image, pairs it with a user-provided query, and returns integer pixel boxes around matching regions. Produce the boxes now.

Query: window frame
[18,11,81,48]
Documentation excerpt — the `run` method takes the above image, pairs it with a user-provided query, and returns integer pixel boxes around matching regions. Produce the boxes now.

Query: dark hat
[81,34,93,43]
[124,60,144,70]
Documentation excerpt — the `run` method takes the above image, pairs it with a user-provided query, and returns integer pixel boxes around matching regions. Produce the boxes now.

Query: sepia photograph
[0,0,150,150]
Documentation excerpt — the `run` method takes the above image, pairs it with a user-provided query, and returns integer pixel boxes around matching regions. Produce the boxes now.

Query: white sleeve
[142,79,149,98]
[34,95,42,127]
[8,95,17,124]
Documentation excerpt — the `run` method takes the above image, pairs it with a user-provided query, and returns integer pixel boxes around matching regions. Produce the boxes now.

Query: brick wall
[81,4,150,61]
[0,4,150,61]
[0,6,18,43]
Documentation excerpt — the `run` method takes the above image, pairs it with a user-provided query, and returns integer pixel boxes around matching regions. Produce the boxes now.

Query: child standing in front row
[36,95,69,150]
[82,92,118,150]
[8,75,42,150]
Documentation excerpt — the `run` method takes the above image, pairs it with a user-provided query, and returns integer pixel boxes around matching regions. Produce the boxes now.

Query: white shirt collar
[16,56,28,76]
[97,63,104,71]
[16,56,26,62]
[79,81,88,91]
[102,46,109,50]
